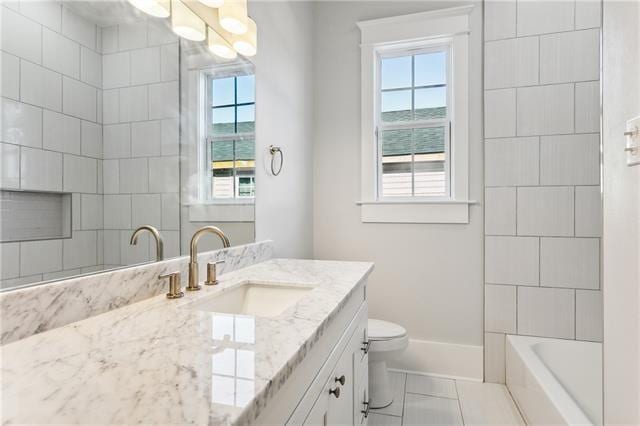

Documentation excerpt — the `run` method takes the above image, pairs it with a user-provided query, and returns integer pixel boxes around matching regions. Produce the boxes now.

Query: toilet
[367,319,409,408]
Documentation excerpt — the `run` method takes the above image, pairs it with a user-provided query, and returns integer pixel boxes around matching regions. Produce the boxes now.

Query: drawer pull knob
[335,375,346,386]
[361,401,370,418]
[329,387,341,399]
[361,340,371,354]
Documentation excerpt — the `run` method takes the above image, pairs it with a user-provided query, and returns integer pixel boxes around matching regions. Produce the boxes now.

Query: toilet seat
[368,319,409,353]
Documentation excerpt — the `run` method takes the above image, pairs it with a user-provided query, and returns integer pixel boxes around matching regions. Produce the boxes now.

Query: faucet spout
[130,225,164,261]
[187,226,230,291]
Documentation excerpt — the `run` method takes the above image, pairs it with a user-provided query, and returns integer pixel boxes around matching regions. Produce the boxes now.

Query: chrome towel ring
[269,145,283,176]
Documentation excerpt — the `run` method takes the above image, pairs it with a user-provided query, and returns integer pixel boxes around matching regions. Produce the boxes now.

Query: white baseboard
[387,338,483,381]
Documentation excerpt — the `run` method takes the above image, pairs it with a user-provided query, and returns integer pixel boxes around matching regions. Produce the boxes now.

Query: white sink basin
[187,282,314,317]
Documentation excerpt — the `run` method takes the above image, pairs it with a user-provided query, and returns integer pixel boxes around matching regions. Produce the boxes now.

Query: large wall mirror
[0,0,256,291]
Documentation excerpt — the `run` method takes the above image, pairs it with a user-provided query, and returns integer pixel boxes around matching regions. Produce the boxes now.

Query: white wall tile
[540,29,600,84]
[1,6,42,63]
[20,60,62,111]
[63,230,97,269]
[103,194,131,229]
[0,242,20,279]
[160,43,178,81]
[485,137,539,186]
[20,147,62,191]
[161,230,180,258]
[80,120,102,158]
[102,229,120,265]
[1,98,42,148]
[61,6,95,49]
[485,284,516,333]
[63,154,97,193]
[485,236,539,285]
[484,333,506,383]
[103,123,130,159]
[0,143,20,188]
[148,81,178,119]
[575,81,600,133]
[132,194,161,228]
[20,239,62,275]
[161,193,179,230]
[485,89,516,138]
[485,37,538,89]
[518,286,575,339]
[147,19,177,46]
[96,89,102,125]
[96,229,103,264]
[120,230,151,265]
[576,290,603,341]
[119,158,148,193]
[80,47,101,87]
[1,51,20,100]
[42,27,80,79]
[540,134,600,185]
[81,193,103,230]
[131,120,161,157]
[161,118,179,156]
[517,84,574,136]
[72,192,81,230]
[101,25,118,53]
[119,86,148,122]
[148,156,179,192]
[516,0,574,37]
[541,237,600,289]
[131,47,161,85]
[97,160,103,194]
[102,159,119,194]
[576,0,602,30]
[485,187,516,235]
[102,52,130,89]
[42,110,81,154]
[484,1,516,41]
[118,22,147,50]
[62,76,96,121]
[20,0,62,32]
[575,186,602,237]
[517,186,574,236]
[102,89,119,124]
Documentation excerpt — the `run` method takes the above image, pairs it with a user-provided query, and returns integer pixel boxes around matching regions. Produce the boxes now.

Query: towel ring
[269,145,283,176]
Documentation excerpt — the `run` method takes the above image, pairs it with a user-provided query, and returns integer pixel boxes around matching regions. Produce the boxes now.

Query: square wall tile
[484,332,505,384]
[103,52,130,89]
[81,121,102,158]
[20,239,62,276]
[161,43,179,81]
[0,143,20,189]
[80,47,102,88]
[484,1,516,41]
[485,236,539,285]
[148,156,179,192]
[485,284,516,333]
[43,110,81,155]
[62,77,97,122]
[485,37,538,89]
[576,290,603,341]
[20,0,62,32]
[575,81,600,134]
[103,194,131,229]
[1,98,42,148]
[131,47,161,85]
[102,89,119,124]
[81,194,103,230]
[485,187,516,235]
[118,22,147,50]
[161,193,180,230]
[485,89,516,138]
[518,286,575,339]
[162,230,180,259]
[576,0,602,29]
[517,84,574,136]
[20,61,62,111]
[0,243,20,279]
[485,137,539,186]
[43,27,80,79]
[516,0,574,36]
[20,147,62,191]
[132,194,161,228]
[72,193,81,231]
[575,186,602,237]
[541,237,600,289]
[61,6,96,49]
[540,134,600,185]
[540,29,600,84]
[2,52,20,100]
[63,154,97,193]
[517,186,574,237]
[103,229,120,265]
[148,82,178,119]
[131,121,161,157]
[119,86,148,122]
[101,26,118,53]
[63,230,97,269]
[161,118,179,156]
[102,159,119,194]
[119,158,148,193]
[1,6,42,63]
[103,124,131,159]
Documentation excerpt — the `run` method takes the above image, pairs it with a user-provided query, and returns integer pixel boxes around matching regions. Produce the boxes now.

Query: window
[207,73,255,201]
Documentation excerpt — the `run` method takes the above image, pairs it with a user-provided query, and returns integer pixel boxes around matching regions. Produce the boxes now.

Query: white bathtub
[506,335,602,425]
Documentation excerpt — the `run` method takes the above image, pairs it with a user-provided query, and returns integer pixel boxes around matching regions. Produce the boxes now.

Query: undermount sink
[187,281,314,317]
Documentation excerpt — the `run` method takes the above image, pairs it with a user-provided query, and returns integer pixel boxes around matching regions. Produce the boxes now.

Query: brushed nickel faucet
[130,225,164,261]
[187,226,231,291]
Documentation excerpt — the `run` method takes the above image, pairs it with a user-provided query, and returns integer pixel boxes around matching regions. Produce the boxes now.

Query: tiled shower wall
[483,0,602,383]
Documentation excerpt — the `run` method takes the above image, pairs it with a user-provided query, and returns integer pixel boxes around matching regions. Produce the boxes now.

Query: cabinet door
[327,339,355,425]
[304,387,329,426]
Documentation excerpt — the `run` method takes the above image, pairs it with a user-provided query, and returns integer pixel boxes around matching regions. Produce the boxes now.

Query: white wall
[602,1,640,423]
[252,1,315,259]
[312,1,484,377]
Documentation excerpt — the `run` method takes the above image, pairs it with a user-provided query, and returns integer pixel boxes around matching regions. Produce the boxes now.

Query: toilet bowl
[367,319,409,409]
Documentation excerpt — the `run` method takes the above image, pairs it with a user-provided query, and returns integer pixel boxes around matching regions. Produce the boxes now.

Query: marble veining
[1,258,373,425]
[0,241,274,345]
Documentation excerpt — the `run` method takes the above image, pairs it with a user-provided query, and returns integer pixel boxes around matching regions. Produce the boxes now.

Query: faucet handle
[205,260,225,286]
[159,271,184,299]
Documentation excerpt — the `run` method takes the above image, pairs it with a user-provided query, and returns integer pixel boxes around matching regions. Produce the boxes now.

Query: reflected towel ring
[269,145,283,176]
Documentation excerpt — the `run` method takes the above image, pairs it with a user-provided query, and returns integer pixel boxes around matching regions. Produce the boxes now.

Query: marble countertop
[1,259,373,425]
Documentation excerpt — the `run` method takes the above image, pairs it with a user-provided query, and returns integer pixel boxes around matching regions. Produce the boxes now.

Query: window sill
[189,203,254,223]
[356,199,475,224]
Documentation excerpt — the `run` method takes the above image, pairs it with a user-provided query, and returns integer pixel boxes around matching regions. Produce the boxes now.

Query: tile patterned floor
[369,372,525,426]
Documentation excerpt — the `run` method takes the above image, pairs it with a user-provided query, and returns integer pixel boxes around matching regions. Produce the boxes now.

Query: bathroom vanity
[1,258,372,425]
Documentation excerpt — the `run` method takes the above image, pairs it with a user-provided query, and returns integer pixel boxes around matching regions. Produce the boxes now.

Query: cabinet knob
[361,340,371,354]
[329,387,341,399]
[361,400,370,418]
[335,375,346,386]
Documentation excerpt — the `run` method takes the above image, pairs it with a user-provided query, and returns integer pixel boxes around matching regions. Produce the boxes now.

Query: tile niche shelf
[0,190,72,242]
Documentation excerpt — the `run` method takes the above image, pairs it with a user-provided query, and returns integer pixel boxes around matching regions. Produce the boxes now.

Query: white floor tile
[455,381,524,425]
[368,413,402,426]
[370,371,406,417]
[403,393,463,426]
[405,374,458,399]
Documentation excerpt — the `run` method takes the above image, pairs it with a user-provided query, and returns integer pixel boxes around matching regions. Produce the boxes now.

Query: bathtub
[506,335,602,425]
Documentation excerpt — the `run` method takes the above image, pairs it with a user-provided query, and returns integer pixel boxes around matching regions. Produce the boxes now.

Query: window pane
[413,127,446,196]
[235,138,254,161]
[381,56,411,90]
[212,106,235,135]
[415,87,446,120]
[381,129,412,197]
[237,104,255,133]
[212,77,235,106]
[237,75,255,104]
[414,51,446,86]
[381,90,411,123]
[211,140,234,198]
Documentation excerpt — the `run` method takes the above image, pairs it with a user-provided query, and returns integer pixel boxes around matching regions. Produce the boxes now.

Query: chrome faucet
[130,225,164,261]
[187,226,231,291]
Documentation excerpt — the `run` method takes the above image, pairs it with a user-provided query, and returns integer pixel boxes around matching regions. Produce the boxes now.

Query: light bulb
[218,0,248,35]
[198,0,224,7]
[208,27,237,59]
[232,17,256,56]
[171,0,206,41]
[127,0,170,18]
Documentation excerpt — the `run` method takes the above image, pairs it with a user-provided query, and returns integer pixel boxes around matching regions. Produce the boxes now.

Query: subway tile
[575,81,600,133]
[118,22,147,50]
[101,25,118,53]
[576,0,602,29]
[161,193,180,230]
[81,194,103,230]
[148,156,179,192]
[162,230,180,259]
[43,27,80,79]
[62,77,96,121]
[485,137,539,186]
[120,230,150,265]
[20,239,62,276]
[20,61,62,111]
[1,6,42,63]
[102,51,130,89]
[516,0,574,37]
[147,18,177,46]
[119,158,148,193]
[102,89,119,124]
[1,51,20,100]
[575,186,602,237]
[1,98,42,148]
[103,194,131,229]
[132,194,161,228]
[576,290,603,341]
[80,47,101,88]
[103,123,130,159]
[61,6,95,49]
[96,230,103,265]
[63,230,97,269]
[63,154,97,193]
[97,160,103,193]
[131,120,161,157]
[485,236,539,285]
[518,286,575,339]
[131,47,161,85]
[541,237,600,289]
[103,229,120,265]
[102,159,119,194]
[43,110,81,154]
[81,120,102,158]
[517,187,574,236]
[485,284,516,333]
[72,193,81,230]
[0,143,20,189]
[119,86,148,122]
[540,29,600,84]
[0,243,20,279]
[540,134,600,185]
[160,43,178,81]
[484,333,506,384]
[485,187,516,235]
[161,118,179,156]
[148,81,178,119]
[20,0,62,32]
[484,1,516,41]
[485,37,538,89]
[20,147,62,191]
[484,89,516,138]
[96,90,102,125]
[517,84,574,136]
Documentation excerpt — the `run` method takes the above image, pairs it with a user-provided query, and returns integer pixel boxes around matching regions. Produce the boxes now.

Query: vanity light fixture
[198,0,225,7]
[171,0,206,41]
[232,17,256,56]
[218,0,248,35]
[208,27,238,59]
[127,0,170,17]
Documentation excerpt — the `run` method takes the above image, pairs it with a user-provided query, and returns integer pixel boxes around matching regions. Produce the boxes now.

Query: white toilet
[367,319,409,408]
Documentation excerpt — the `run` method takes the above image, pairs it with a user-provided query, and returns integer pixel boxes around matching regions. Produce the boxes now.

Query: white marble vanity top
[1,259,373,425]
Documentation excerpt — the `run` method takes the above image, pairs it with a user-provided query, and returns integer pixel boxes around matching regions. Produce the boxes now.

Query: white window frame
[357,5,474,224]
